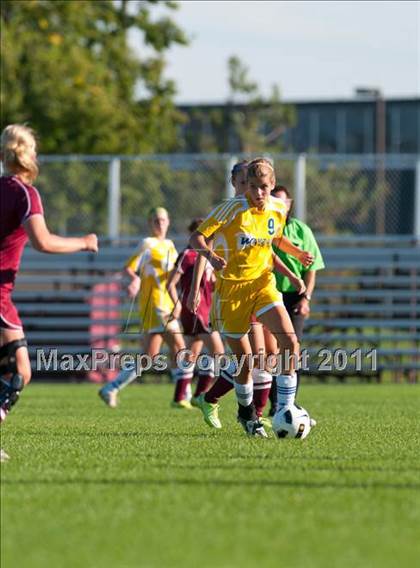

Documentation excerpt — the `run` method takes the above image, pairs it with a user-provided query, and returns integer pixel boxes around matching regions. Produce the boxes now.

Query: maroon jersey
[0,176,43,329]
[0,175,43,291]
[175,248,214,335]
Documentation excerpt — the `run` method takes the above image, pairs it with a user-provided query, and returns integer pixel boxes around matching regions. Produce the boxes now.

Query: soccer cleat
[197,393,222,429]
[310,417,317,427]
[0,449,10,462]
[171,399,193,410]
[190,396,202,409]
[0,405,8,423]
[98,386,118,408]
[238,416,269,438]
[0,373,24,412]
[258,416,272,430]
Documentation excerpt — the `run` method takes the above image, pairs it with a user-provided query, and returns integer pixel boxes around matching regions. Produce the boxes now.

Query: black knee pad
[0,338,28,376]
[0,339,27,410]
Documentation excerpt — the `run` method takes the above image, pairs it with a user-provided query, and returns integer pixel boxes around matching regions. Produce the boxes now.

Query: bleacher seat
[13,235,419,382]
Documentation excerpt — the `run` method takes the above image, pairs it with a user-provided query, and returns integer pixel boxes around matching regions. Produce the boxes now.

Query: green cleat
[259,416,272,431]
[171,399,193,410]
[190,396,202,409]
[197,393,222,429]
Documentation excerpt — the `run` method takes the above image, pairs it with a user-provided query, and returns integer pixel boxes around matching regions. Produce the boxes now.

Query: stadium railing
[14,235,419,382]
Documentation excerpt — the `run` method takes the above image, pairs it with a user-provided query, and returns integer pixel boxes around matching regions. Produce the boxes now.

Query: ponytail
[1,124,39,183]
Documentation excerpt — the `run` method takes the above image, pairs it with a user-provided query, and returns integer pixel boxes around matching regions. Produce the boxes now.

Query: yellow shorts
[139,304,180,334]
[210,273,283,338]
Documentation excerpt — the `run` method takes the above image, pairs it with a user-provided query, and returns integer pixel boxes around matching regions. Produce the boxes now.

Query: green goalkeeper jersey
[272,217,325,293]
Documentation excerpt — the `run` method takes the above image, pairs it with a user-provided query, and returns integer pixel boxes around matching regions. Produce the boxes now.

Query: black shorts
[282,292,305,341]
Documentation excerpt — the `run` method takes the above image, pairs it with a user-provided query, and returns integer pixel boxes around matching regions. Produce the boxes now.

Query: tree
[226,55,296,154]
[1,0,188,154]
[182,55,296,154]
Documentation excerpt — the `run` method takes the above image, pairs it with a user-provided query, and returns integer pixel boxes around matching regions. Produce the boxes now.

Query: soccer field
[1,383,419,568]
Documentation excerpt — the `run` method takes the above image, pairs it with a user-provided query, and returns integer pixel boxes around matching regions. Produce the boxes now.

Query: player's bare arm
[125,266,141,298]
[273,235,314,267]
[24,214,98,254]
[295,270,317,317]
[272,253,306,294]
[189,230,226,272]
[186,235,215,313]
[166,269,182,319]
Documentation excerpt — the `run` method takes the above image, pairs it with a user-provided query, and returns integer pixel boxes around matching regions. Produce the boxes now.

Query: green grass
[1,383,420,568]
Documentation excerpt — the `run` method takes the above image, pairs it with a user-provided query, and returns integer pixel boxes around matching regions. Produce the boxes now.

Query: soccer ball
[272,404,312,439]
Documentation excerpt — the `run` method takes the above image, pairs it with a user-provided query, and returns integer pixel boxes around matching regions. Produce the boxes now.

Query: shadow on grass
[8,431,214,439]
[140,462,420,475]
[2,478,420,490]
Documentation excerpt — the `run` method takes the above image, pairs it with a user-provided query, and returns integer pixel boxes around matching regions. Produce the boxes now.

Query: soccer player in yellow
[189,159,314,436]
[187,161,274,427]
[99,207,192,409]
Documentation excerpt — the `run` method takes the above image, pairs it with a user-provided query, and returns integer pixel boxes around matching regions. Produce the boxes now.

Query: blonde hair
[247,157,275,181]
[0,124,39,183]
[148,206,169,220]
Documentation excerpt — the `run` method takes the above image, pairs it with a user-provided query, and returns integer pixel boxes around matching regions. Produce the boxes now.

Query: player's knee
[279,333,299,355]
[290,334,300,354]
[172,334,185,353]
[0,338,30,380]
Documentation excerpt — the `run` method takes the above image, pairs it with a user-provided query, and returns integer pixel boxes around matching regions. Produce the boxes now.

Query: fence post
[294,154,307,222]
[226,155,237,199]
[108,158,121,239]
[415,159,420,239]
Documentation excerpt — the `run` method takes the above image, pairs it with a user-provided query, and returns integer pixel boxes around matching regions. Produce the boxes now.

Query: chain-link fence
[37,153,419,237]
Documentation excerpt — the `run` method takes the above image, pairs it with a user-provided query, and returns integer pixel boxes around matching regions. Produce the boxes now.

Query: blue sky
[133,0,419,103]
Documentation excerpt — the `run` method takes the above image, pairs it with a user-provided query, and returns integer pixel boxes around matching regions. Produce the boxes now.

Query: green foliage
[1,0,188,153]
[37,159,109,234]
[228,55,258,98]
[36,155,376,237]
[305,161,377,234]
[227,56,296,153]
[120,158,225,235]
[184,55,296,154]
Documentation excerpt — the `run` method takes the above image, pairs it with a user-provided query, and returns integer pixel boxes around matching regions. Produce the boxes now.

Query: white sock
[170,368,193,383]
[110,363,137,391]
[234,381,253,407]
[198,355,215,380]
[276,373,297,410]
[252,368,273,390]
[185,382,192,401]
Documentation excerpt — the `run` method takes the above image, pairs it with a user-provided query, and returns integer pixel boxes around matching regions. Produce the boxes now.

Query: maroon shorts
[0,289,23,330]
[181,309,210,337]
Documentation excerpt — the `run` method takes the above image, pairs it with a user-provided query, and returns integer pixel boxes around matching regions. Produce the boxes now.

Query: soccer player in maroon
[0,124,98,462]
[167,218,224,410]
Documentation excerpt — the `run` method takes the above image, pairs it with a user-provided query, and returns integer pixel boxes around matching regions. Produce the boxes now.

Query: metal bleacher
[13,235,420,382]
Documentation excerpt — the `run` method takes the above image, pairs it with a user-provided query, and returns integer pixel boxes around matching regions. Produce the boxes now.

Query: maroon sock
[173,378,192,402]
[253,387,271,417]
[194,373,214,397]
[204,376,234,404]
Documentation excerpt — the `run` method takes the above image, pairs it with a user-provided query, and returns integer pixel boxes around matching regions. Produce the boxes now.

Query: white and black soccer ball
[272,404,312,439]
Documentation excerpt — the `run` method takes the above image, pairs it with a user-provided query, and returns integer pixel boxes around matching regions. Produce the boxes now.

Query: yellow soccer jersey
[126,237,178,317]
[198,194,287,281]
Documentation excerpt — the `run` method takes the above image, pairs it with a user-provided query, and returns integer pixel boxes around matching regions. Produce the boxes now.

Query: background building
[178,97,420,155]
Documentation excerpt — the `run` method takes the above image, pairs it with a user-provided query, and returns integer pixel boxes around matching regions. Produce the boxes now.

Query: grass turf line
[1,383,420,568]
